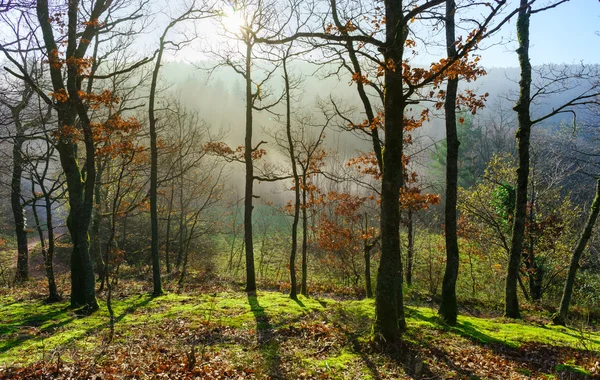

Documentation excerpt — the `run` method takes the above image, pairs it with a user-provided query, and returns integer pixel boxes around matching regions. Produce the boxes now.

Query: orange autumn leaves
[49,85,143,160]
[93,115,144,159]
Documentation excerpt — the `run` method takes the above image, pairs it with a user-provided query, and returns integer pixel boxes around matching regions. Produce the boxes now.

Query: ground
[1,279,599,379]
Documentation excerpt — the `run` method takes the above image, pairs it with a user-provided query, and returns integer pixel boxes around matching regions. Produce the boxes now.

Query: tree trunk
[301,173,309,296]
[374,0,407,343]
[524,166,542,301]
[12,131,28,283]
[364,215,374,299]
[244,39,257,293]
[283,56,300,300]
[176,154,187,271]
[91,164,106,290]
[406,209,414,286]
[165,183,175,274]
[528,266,543,301]
[31,179,60,301]
[5,67,33,284]
[439,0,460,326]
[43,191,60,302]
[553,179,600,325]
[505,0,531,319]
[61,148,98,312]
[148,32,166,297]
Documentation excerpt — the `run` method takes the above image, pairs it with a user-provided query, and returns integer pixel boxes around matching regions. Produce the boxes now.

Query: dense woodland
[1,0,600,378]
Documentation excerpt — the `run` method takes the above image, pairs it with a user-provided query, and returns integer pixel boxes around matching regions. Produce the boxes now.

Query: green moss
[302,349,359,376]
[555,362,591,376]
[406,306,600,350]
[3,289,600,371]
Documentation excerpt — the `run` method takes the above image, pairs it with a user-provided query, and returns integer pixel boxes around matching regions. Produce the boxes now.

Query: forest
[1,0,600,378]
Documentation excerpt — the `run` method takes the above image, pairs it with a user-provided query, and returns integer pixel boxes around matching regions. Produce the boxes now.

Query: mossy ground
[1,282,599,379]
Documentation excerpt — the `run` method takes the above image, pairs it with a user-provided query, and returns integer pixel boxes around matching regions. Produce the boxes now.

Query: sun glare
[221,6,244,34]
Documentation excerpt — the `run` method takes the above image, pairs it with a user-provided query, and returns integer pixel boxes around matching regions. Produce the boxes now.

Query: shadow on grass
[331,305,443,380]
[0,294,154,358]
[408,308,507,346]
[248,294,283,379]
[548,326,600,347]
[0,305,73,353]
[406,307,598,378]
[293,297,305,308]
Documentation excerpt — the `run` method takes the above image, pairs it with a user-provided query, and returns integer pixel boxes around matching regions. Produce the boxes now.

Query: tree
[148,3,213,296]
[437,0,460,325]
[159,101,226,286]
[438,0,488,325]
[553,179,600,325]
[0,75,34,283]
[0,0,157,312]
[281,44,301,299]
[259,0,513,342]
[206,0,288,293]
[35,0,111,312]
[505,0,600,318]
[430,114,484,189]
[27,129,64,302]
[459,153,581,303]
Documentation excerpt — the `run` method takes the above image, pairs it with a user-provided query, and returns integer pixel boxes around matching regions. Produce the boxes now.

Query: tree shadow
[547,326,600,347]
[0,294,154,357]
[247,294,283,379]
[293,297,305,308]
[337,328,383,380]
[0,305,73,353]
[406,307,598,378]
[408,308,507,346]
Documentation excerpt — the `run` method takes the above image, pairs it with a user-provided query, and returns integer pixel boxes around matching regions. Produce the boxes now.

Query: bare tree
[505,0,600,319]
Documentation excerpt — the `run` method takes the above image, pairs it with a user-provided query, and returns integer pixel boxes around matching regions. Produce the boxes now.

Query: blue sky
[480,1,599,67]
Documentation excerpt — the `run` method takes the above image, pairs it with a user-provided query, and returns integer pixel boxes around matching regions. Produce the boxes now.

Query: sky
[478,1,600,68]
[176,0,600,69]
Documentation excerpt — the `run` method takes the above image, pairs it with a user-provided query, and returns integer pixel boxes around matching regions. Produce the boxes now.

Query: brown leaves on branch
[93,115,144,159]
[203,141,267,163]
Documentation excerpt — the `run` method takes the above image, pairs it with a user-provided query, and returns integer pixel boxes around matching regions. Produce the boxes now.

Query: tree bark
[439,0,460,326]
[553,179,600,325]
[505,0,531,319]
[11,114,28,283]
[91,163,106,290]
[283,56,299,300]
[301,173,309,296]
[374,0,408,343]
[406,209,414,286]
[31,178,60,301]
[525,171,542,301]
[364,215,374,299]
[165,183,175,274]
[37,0,103,312]
[148,29,168,297]
[243,38,257,293]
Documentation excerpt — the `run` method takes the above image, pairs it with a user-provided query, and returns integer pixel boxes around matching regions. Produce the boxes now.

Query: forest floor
[1,279,600,379]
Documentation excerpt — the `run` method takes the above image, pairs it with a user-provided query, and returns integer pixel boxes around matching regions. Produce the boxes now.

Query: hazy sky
[168,1,599,68]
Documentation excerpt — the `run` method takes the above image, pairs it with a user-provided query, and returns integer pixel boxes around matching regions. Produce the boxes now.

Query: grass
[405,306,600,350]
[1,286,600,378]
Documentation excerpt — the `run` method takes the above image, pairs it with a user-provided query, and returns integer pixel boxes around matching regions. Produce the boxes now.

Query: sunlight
[221,6,245,34]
